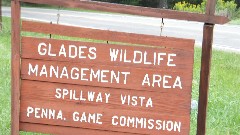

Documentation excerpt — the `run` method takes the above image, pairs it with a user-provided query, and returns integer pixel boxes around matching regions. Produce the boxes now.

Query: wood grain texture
[205,0,217,15]
[21,37,194,71]
[20,20,194,135]
[20,30,194,134]
[20,122,138,135]
[21,80,191,116]
[197,24,214,135]
[19,0,229,24]
[21,21,195,50]
[10,0,218,135]
[197,1,216,135]
[21,59,193,92]
[11,1,21,135]
[20,97,190,135]
[17,2,196,134]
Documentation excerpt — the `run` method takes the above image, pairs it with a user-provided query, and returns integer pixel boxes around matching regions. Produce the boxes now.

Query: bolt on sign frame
[11,0,229,135]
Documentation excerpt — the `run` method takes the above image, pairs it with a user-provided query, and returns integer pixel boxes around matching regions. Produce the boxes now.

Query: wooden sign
[17,20,195,134]
[11,0,230,135]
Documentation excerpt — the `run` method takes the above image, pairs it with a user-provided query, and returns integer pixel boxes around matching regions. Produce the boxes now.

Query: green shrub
[216,0,237,17]
[173,1,205,13]
[2,0,11,6]
[173,0,237,18]
[232,8,240,19]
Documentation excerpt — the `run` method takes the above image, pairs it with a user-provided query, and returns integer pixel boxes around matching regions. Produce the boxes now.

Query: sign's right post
[197,0,216,135]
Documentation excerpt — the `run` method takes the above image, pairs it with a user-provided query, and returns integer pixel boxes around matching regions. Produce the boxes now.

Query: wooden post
[197,0,216,135]
[197,23,214,135]
[11,0,21,135]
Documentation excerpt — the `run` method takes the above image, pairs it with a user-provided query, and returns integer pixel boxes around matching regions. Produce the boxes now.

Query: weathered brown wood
[21,21,194,50]
[20,30,194,134]
[10,0,218,134]
[205,0,217,15]
[21,37,194,70]
[20,80,191,134]
[197,24,214,135]
[21,59,193,92]
[197,24,215,135]
[19,0,229,24]
[19,15,195,135]
[20,99,190,135]
[197,1,216,135]
[21,80,191,116]
[20,122,138,135]
[11,0,21,135]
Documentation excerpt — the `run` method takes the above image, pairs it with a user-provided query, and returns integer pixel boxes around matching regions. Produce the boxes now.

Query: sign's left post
[11,0,21,135]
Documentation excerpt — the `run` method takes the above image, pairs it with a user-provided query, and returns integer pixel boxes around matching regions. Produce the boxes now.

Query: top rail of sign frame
[18,0,229,24]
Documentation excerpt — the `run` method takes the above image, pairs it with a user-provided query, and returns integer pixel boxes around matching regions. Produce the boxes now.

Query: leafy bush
[173,1,205,13]
[216,0,237,17]
[2,0,11,6]
[232,8,240,19]
[173,0,237,18]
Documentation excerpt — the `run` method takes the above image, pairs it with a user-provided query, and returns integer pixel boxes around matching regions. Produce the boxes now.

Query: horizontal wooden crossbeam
[19,0,229,24]
[21,20,194,50]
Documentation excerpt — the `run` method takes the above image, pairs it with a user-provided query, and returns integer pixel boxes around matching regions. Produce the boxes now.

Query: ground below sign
[18,21,194,135]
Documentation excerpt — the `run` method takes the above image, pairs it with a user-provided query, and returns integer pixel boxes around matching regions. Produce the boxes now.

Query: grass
[0,17,11,135]
[190,47,240,135]
[230,8,240,25]
[229,18,240,25]
[1,17,240,135]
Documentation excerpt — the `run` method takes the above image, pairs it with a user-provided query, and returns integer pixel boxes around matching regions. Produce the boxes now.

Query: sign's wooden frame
[11,0,227,135]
